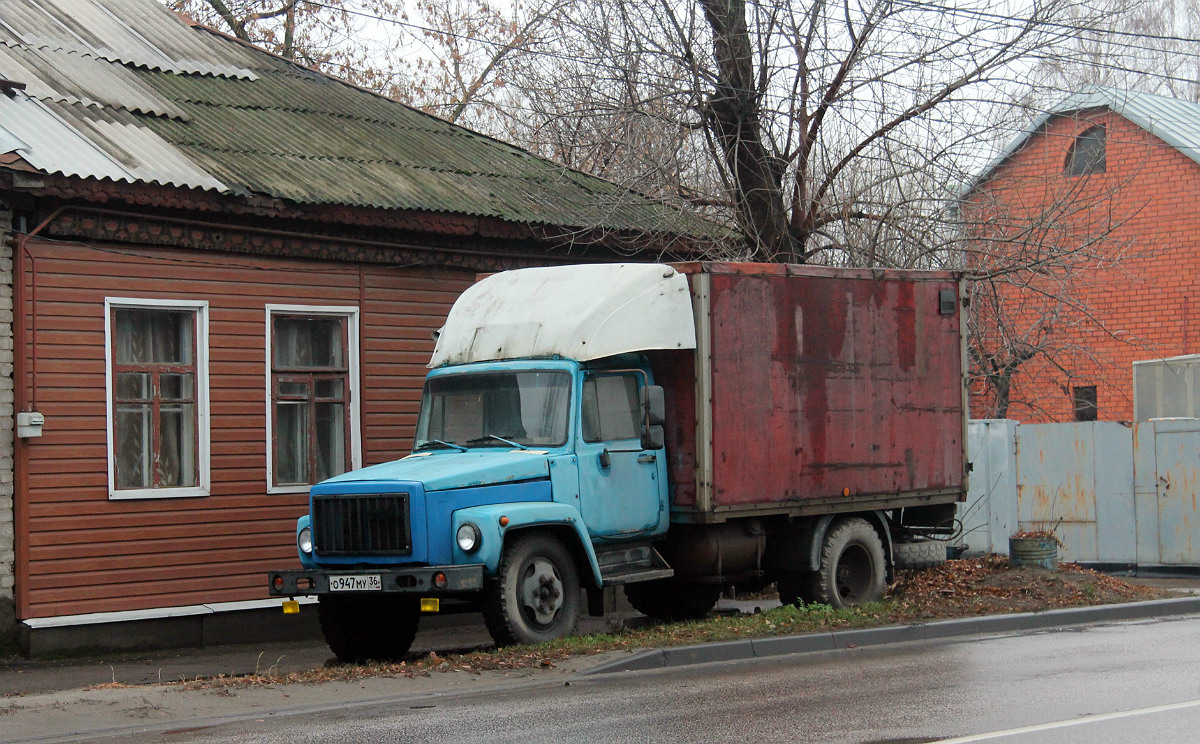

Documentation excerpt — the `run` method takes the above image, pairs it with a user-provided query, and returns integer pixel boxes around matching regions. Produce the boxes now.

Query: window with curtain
[270,314,352,487]
[111,306,200,492]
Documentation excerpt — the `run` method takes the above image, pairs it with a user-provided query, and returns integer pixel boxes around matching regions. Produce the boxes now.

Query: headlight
[297,526,313,554]
[456,522,481,553]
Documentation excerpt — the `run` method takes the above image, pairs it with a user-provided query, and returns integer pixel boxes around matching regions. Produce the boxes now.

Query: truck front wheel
[484,533,581,646]
[812,518,886,608]
[317,595,421,663]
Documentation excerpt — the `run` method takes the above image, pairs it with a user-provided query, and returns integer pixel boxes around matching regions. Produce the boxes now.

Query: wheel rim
[518,556,564,627]
[834,543,874,604]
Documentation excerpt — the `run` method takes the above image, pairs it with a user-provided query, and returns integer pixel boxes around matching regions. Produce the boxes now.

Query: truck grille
[312,493,412,556]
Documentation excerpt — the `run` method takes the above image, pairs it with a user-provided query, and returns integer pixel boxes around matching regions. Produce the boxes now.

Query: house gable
[964,91,1200,422]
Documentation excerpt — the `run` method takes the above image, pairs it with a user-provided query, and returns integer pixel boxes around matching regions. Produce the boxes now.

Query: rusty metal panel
[1151,419,1200,564]
[961,419,1019,555]
[1133,421,1162,566]
[1013,422,1133,563]
[1092,422,1137,562]
[679,264,966,512]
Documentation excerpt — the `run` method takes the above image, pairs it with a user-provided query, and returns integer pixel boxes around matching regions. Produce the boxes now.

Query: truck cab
[269,264,692,661]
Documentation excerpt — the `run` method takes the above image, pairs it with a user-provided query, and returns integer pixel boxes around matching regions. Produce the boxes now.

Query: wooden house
[0,0,715,654]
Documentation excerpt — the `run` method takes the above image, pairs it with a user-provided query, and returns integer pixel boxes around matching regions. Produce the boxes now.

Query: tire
[811,518,887,608]
[317,594,421,664]
[894,539,948,571]
[623,579,723,621]
[483,533,581,646]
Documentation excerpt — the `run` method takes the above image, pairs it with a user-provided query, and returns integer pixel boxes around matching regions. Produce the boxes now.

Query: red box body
[651,263,967,522]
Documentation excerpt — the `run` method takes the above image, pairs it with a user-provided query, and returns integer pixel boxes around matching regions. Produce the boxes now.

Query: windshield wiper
[464,434,528,450]
[414,439,468,452]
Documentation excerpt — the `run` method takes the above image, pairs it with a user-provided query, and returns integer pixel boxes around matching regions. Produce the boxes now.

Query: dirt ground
[885,555,1170,620]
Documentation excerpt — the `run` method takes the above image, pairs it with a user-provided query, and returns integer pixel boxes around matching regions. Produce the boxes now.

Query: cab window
[581,374,640,442]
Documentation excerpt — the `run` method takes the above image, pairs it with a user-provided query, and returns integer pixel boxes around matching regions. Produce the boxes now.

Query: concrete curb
[583,596,1200,675]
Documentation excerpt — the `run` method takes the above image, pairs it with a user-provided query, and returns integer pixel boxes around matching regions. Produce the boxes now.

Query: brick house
[0,0,715,654]
[963,87,1200,422]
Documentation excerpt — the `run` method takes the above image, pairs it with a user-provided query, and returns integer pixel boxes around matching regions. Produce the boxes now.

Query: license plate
[328,574,382,592]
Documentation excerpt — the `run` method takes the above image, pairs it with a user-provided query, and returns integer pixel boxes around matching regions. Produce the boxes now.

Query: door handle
[637,454,657,464]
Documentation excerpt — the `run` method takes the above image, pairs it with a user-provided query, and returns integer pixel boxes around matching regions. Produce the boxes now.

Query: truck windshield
[414,370,572,449]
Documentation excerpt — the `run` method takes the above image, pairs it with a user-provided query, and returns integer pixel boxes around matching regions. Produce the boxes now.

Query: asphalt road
[88,613,1200,744]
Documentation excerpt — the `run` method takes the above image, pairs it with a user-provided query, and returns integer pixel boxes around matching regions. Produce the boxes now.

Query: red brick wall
[965,110,1200,422]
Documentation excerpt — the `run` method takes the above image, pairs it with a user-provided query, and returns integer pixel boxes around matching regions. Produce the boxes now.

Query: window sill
[268,484,311,495]
[109,486,209,500]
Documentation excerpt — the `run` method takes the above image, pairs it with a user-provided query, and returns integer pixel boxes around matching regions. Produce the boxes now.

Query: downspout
[13,206,65,415]
[10,204,65,627]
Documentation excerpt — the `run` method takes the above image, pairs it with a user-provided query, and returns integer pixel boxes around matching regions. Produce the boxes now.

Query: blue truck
[269,262,968,662]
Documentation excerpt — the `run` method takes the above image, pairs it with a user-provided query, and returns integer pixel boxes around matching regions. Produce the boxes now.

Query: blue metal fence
[962,419,1200,568]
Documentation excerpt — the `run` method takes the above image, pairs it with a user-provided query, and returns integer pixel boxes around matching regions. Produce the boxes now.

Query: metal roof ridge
[962,86,1200,197]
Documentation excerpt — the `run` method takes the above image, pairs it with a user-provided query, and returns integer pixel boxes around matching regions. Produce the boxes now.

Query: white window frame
[105,298,211,500]
[265,304,362,494]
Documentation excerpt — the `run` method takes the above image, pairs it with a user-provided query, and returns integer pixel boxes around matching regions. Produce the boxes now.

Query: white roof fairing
[429,263,697,367]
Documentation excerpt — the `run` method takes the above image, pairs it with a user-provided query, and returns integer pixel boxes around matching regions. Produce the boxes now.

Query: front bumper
[268,564,485,596]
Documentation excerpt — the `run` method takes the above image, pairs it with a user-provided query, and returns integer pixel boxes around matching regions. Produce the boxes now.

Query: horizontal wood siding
[17,239,472,618]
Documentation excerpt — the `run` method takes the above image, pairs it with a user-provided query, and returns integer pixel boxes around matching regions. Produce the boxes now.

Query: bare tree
[167,0,402,83]
[470,0,1114,265]
[165,0,1144,416]
[382,0,569,131]
[1035,0,1200,101]
[960,134,1145,418]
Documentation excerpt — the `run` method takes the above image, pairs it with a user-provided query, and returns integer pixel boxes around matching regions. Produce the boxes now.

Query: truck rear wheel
[484,533,581,646]
[812,518,886,608]
[317,595,421,664]
[623,579,722,621]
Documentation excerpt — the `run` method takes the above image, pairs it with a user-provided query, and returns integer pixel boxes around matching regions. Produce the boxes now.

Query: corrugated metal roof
[0,0,718,239]
[0,0,255,78]
[0,34,188,118]
[0,93,225,188]
[970,86,1200,192]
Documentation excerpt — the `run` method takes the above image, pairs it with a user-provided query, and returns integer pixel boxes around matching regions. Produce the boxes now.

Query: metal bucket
[1009,537,1058,570]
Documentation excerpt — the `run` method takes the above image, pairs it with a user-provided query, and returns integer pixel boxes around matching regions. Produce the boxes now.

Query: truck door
[576,372,665,538]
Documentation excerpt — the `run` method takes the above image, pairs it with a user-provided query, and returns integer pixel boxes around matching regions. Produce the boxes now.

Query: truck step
[600,567,675,585]
[595,544,674,585]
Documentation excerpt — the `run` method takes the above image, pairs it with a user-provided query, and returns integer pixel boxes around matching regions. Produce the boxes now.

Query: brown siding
[16,239,472,618]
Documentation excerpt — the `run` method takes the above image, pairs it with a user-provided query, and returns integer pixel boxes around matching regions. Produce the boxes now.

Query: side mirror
[643,385,665,427]
[641,425,665,451]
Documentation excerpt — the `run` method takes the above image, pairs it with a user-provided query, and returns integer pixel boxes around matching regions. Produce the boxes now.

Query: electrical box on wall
[16,411,44,438]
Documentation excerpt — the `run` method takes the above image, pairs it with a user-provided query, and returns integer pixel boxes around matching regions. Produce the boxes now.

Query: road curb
[583,596,1200,675]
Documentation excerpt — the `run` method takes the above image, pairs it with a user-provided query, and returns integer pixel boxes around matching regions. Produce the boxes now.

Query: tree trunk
[698,0,794,262]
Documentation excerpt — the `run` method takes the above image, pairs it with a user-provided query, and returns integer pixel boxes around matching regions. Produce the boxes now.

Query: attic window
[1065,125,1106,176]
